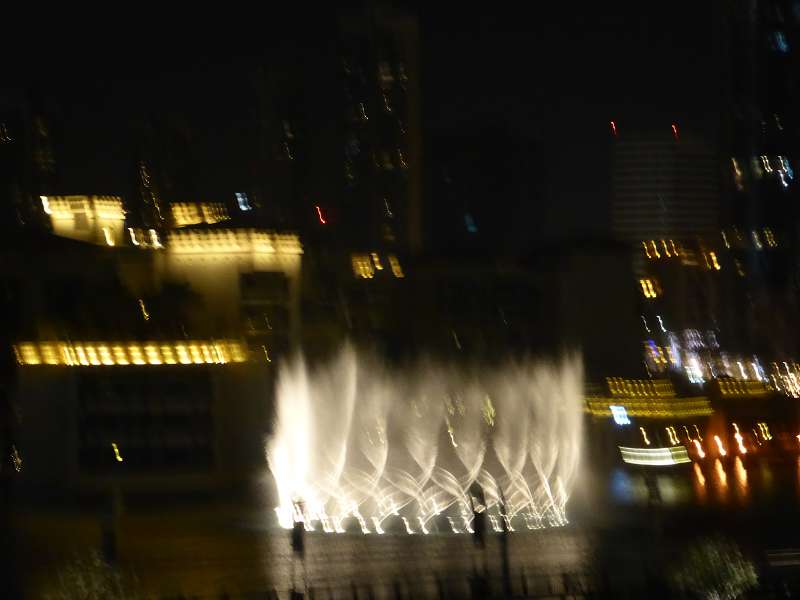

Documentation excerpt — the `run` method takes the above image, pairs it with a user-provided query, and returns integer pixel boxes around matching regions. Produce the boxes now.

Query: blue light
[464,213,478,233]
[610,405,631,426]
[236,192,252,211]
[773,31,789,53]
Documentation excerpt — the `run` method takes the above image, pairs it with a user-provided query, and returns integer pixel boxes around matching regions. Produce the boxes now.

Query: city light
[714,435,727,457]
[315,205,327,224]
[619,446,691,466]
[111,442,124,463]
[693,439,706,459]
[13,340,249,366]
[733,423,747,454]
[610,405,630,425]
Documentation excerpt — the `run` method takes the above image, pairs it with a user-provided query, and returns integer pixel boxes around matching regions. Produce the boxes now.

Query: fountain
[267,346,583,534]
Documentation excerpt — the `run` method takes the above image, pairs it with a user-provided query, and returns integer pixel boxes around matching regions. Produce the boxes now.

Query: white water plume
[267,346,583,534]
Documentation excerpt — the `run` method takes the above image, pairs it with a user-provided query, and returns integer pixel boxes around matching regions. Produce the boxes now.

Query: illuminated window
[609,405,630,425]
[236,192,252,211]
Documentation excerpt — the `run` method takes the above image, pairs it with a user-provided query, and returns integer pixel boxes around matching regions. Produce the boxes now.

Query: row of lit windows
[13,340,248,367]
[642,239,680,259]
[167,230,302,255]
[721,228,778,250]
[639,278,661,299]
[717,380,770,397]
[171,202,229,227]
[41,195,125,221]
[606,377,675,398]
[351,252,405,279]
[585,397,712,419]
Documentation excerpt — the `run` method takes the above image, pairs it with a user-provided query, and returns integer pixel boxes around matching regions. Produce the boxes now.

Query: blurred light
[315,205,327,225]
[610,405,630,425]
[657,315,667,333]
[709,252,721,270]
[619,446,690,466]
[715,459,727,487]
[388,255,404,278]
[587,397,711,419]
[138,299,150,321]
[734,456,747,487]
[11,445,22,472]
[128,227,140,246]
[352,254,375,279]
[693,439,706,459]
[714,435,727,457]
[694,463,705,486]
[236,192,252,211]
[731,159,744,191]
[111,442,123,463]
[149,229,163,249]
[13,340,247,366]
[102,227,114,246]
[650,240,661,258]
[733,423,747,454]
[773,31,789,53]
[610,120,617,136]
[666,426,679,445]
[168,230,301,256]
[671,123,679,140]
[641,316,651,333]
[370,252,383,270]
[640,426,650,445]
[464,213,478,233]
[40,195,51,214]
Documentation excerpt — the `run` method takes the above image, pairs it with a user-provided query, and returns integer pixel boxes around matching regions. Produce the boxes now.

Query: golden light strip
[12,341,249,367]
[586,396,713,418]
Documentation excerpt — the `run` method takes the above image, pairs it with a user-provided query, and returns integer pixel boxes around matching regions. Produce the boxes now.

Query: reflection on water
[606,456,800,509]
[693,463,707,504]
[714,459,728,489]
[734,457,748,489]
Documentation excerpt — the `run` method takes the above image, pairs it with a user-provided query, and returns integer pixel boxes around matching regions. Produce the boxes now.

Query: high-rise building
[338,3,423,254]
[717,0,800,355]
[611,130,720,247]
[721,0,800,284]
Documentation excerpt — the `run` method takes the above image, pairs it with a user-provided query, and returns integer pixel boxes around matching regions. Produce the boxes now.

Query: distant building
[611,130,720,247]
[251,3,423,255]
[3,212,302,496]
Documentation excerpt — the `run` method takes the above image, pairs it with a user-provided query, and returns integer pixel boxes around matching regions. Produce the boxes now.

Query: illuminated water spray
[267,346,583,534]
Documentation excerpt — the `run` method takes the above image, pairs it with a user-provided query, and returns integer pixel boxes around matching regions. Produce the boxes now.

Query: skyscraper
[611,129,720,246]
[338,3,423,254]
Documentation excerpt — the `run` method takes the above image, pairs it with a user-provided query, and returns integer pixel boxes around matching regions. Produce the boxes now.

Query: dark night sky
[2,3,719,244]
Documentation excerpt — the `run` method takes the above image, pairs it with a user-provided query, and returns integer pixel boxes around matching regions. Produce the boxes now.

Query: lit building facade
[4,212,302,495]
[40,195,126,246]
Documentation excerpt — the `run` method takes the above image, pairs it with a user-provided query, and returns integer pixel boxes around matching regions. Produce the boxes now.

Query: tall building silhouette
[611,129,720,246]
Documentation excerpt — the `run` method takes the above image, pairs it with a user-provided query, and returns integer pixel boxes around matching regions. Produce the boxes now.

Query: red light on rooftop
[315,205,327,225]
[610,120,617,137]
